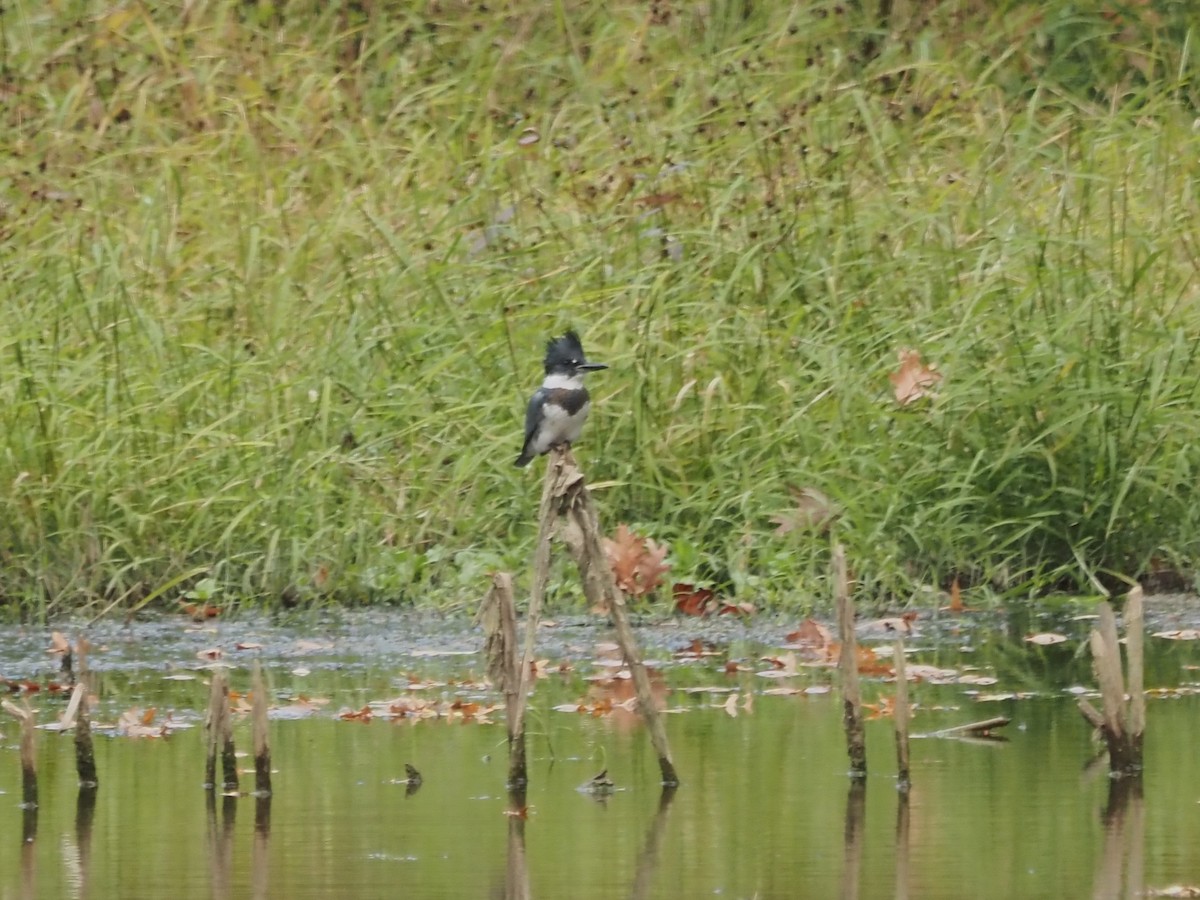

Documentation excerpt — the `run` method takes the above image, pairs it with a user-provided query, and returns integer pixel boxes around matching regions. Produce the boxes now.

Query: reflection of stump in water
[840,781,866,900]
[504,788,531,900]
[252,797,272,900]
[73,787,98,897]
[206,791,238,900]
[629,787,677,900]
[1092,778,1144,900]
[894,790,910,900]
[21,803,38,900]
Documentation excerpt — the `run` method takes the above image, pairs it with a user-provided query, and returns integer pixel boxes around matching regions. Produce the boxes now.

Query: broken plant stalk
[1077,587,1145,776]
[3,700,38,808]
[893,637,910,789]
[205,670,240,793]
[835,544,867,777]
[252,661,271,796]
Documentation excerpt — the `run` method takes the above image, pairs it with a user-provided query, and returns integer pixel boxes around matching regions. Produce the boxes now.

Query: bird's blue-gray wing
[522,387,548,451]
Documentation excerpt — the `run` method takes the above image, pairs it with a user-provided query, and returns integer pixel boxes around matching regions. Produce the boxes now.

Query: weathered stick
[480,573,523,785]
[73,680,98,788]
[835,545,866,777]
[220,682,239,792]
[205,672,223,788]
[508,457,563,786]
[252,661,271,797]
[930,716,1011,738]
[892,638,910,789]
[205,670,240,792]
[3,700,38,808]
[554,448,677,786]
[1125,587,1146,760]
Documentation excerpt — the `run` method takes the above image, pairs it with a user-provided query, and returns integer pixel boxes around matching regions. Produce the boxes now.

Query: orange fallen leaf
[786,618,831,647]
[605,525,670,597]
[673,583,715,616]
[718,600,756,617]
[338,705,374,722]
[864,696,897,718]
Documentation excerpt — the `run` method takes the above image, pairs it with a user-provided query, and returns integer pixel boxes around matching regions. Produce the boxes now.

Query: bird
[514,330,608,467]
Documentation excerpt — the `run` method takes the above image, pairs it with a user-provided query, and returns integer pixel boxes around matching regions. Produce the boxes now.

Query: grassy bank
[3,1,1200,616]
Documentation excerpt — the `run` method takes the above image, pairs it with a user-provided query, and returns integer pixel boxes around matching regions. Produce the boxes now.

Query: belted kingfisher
[514,330,608,467]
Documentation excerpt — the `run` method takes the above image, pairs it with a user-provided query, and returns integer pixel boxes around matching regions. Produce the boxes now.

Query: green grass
[2,0,1200,617]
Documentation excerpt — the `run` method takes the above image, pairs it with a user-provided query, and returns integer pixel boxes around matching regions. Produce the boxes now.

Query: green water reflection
[2,674,1199,899]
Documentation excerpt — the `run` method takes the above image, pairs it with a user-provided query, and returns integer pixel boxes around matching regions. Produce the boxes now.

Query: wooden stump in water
[479,572,525,786]
[205,670,240,793]
[3,700,38,808]
[251,662,272,797]
[1077,587,1145,776]
[892,637,910,789]
[834,545,867,778]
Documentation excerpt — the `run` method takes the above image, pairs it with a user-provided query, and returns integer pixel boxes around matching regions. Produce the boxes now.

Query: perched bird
[514,330,607,467]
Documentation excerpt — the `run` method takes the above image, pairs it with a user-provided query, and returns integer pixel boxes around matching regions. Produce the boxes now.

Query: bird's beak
[578,362,608,371]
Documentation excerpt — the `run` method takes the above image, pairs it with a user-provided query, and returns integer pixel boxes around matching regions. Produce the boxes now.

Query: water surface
[1,611,1197,899]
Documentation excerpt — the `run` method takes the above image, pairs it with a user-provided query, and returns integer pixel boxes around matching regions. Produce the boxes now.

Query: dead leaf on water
[1025,633,1068,645]
[1153,629,1200,641]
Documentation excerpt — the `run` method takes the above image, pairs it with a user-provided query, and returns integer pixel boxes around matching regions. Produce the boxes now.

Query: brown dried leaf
[889,348,942,405]
[604,524,670,596]
[771,486,838,535]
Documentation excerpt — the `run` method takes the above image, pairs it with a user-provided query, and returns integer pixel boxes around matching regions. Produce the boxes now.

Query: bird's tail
[513,452,532,468]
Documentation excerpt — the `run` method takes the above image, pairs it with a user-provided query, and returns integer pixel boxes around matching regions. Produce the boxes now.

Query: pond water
[1,609,1198,899]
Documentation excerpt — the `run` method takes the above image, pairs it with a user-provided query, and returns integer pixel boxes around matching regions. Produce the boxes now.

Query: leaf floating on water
[904,664,959,684]
[957,673,998,686]
[196,647,223,660]
[1024,633,1068,645]
[1146,887,1200,898]
[1153,629,1200,641]
[784,618,832,652]
[116,707,170,738]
